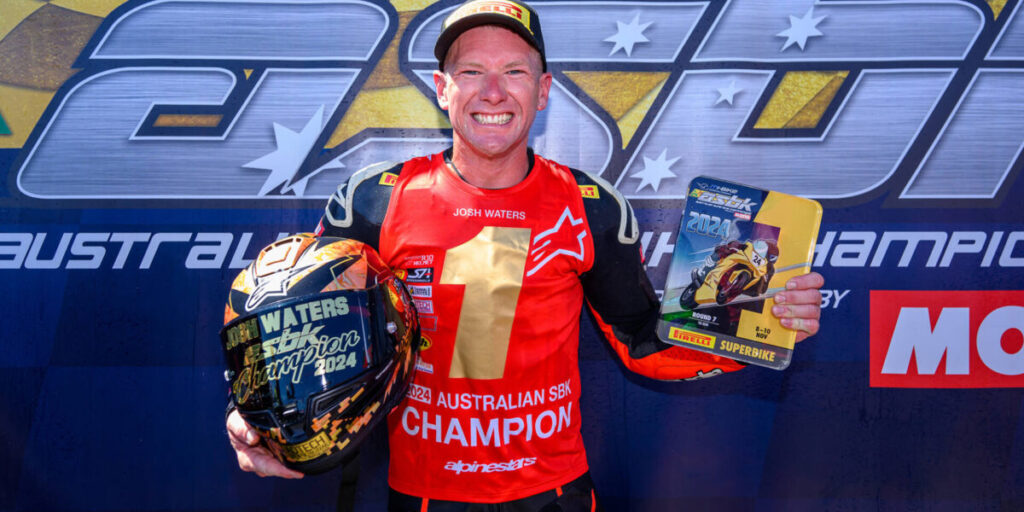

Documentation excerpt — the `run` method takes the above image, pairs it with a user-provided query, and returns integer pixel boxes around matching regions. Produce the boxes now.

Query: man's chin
[457,138,523,159]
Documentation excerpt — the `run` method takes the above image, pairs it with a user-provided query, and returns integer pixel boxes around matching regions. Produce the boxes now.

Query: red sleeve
[586,301,745,380]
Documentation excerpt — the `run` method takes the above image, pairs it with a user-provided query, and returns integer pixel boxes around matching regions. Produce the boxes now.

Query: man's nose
[480,72,507,103]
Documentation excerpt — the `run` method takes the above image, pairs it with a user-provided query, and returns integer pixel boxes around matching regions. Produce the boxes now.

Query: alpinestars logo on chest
[526,207,587,277]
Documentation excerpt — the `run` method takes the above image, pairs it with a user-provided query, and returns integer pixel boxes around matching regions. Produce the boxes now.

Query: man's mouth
[472,113,512,125]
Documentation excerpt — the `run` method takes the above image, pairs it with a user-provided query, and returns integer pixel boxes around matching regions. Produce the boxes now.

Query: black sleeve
[573,170,663,357]
[316,161,402,249]
[572,169,745,380]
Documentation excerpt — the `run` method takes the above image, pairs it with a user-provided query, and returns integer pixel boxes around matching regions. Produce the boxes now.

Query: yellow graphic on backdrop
[327,3,451,147]
[0,0,453,149]
[0,0,676,153]
[988,0,1007,19]
[564,71,668,148]
[0,0,45,41]
[0,1,121,147]
[154,114,224,128]
[754,71,849,130]
[49,0,125,18]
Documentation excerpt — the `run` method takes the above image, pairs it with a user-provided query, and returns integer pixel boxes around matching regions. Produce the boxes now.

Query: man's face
[434,25,552,160]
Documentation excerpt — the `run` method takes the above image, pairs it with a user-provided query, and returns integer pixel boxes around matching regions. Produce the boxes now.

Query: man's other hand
[771,272,825,343]
[226,409,304,479]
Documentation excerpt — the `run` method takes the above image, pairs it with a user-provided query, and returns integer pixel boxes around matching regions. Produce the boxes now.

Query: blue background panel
[3,0,1024,510]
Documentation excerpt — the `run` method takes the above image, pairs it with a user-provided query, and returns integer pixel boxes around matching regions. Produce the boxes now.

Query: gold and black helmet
[220,234,418,474]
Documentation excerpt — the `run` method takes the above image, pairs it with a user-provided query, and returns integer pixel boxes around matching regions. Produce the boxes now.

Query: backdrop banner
[2,0,1023,510]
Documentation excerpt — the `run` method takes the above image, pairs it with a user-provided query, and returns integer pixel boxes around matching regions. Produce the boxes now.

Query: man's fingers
[783,317,820,340]
[228,431,248,452]
[773,272,826,343]
[235,445,305,479]
[772,303,821,341]
[793,322,818,343]
[774,288,822,307]
[227,409,304,479]
[776,272,824,305]
[226,409,259,445]
[772,303,821,321]
[785,271,825,291]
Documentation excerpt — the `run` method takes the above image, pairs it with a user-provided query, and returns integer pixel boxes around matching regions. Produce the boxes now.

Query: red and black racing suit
[316,149,743,508]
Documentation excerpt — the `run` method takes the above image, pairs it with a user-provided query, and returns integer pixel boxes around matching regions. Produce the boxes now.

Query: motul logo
[870,291,1024,388]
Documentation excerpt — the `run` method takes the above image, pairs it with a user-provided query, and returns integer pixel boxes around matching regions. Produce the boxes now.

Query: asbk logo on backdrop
[11,0,1024,204]
[870,290,1024,388]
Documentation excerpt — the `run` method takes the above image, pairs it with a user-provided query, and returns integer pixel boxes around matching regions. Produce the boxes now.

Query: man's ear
[536,72,553,112]
[433,70,450,110]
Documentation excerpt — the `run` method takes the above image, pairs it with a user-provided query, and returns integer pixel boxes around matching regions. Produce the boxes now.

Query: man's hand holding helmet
[226,408,304,479]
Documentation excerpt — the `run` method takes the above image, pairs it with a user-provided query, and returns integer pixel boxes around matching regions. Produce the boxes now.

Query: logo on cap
[446,0,532,34]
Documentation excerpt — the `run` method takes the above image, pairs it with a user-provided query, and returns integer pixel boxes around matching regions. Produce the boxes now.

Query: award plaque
[657,176,822,370]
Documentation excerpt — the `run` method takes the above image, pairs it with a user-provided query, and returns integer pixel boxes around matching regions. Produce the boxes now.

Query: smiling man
[432,16,552,189]
[226,1,825,510]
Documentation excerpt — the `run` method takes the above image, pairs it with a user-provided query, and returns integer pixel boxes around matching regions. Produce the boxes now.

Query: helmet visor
[220,289,383,414]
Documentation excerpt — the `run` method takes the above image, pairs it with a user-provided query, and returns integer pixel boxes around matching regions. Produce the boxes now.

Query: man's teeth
[473,113,512,125]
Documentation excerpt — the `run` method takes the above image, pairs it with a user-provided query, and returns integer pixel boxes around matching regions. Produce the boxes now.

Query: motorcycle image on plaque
[657,176,822,370]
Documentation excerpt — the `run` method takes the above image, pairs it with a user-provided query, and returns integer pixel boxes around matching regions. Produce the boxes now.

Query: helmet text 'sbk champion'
[220,234,419,474]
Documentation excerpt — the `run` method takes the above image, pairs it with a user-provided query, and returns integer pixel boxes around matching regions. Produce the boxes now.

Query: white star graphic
[776,8,826,52]
[246,260,318,310]
[604,14,652,57]
[631,149,679,192]
[715,80,742,106]
[243,105,325,196]
[526,207,587,277]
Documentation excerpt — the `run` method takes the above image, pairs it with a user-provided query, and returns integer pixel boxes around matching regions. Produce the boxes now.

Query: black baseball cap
[434,0,547,72]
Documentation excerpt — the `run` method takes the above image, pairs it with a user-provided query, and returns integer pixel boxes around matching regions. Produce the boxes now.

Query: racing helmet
[220,234,419,474]
[751,239,779,263]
